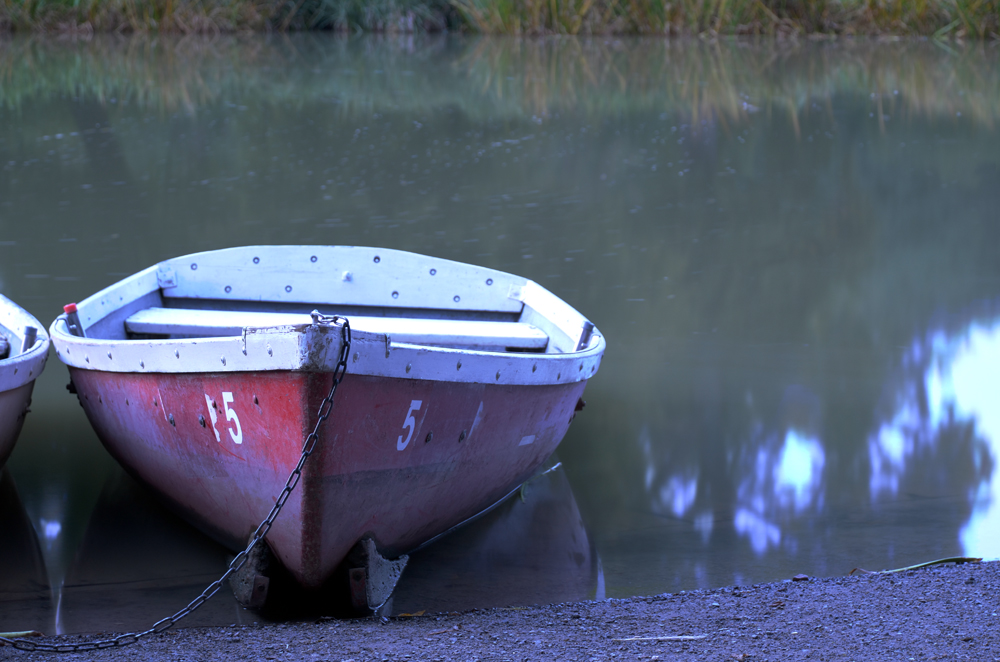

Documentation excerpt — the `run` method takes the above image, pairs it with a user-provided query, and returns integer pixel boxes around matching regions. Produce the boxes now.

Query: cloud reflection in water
[641,425,700,519]
[869,321,999,559]
[775,431,826,513]
[735,427,825,555]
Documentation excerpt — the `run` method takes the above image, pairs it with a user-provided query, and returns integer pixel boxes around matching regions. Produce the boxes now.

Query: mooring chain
[0,314,351,653]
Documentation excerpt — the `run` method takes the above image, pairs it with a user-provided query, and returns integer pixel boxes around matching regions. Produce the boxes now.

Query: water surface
[1,35,999,633]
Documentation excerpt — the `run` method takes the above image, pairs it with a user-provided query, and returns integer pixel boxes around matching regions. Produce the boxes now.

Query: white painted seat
[125,308,548,351]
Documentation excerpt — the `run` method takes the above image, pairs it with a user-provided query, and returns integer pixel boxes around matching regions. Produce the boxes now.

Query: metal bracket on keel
[229,539,274,609]
[348,538,408,619]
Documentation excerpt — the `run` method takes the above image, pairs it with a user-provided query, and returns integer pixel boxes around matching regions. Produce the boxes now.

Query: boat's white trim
[51,319,604,386]
[347,328,603,385]
[51,320,312,373]
[0,295,50,394]
[49,246,606,386]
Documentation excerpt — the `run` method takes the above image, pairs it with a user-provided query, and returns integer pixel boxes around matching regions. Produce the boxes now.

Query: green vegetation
[1,0,998,36]
[453,0,1000,37]
[0,0,456,32]
[850,557,982,574]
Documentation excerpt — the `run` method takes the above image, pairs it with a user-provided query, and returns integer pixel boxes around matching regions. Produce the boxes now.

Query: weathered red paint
[69,368,587,589]
[0,383,32,470]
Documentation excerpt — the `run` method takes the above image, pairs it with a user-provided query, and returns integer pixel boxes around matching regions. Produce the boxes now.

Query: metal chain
[1,314,351,654]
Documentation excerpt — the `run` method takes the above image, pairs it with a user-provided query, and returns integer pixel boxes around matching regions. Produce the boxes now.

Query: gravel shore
[3,560,998,661]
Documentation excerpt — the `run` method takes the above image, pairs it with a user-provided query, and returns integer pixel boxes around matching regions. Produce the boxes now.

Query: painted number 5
[396,400,422,451]
[222,392,243,445]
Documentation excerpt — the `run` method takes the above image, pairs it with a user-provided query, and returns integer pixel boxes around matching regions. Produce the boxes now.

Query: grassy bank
[0,0,457,33]
[1,0,998,36]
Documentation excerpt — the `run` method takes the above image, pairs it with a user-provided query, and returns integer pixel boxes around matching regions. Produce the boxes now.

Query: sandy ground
[2,560,998,661]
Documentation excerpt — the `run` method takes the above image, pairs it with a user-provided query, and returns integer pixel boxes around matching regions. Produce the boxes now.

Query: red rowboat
[0,295,48,470]
[49,246,605,609]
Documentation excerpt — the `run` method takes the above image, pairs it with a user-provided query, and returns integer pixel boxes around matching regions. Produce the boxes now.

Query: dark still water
[1,35,999,634]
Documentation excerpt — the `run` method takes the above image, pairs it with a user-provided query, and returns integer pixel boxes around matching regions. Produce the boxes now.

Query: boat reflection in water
[58,470,244,634]
[55,461,594,631]
[392,461,598,615]
[0,468,52,634]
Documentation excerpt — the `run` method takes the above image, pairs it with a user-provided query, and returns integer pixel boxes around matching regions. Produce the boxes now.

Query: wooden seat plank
[125,308,548,350]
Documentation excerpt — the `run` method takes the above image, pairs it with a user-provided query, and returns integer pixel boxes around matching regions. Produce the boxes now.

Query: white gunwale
[49,246,605,387]
[0,294,51,394]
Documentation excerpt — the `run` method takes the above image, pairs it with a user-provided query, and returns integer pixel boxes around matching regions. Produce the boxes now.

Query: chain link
[1,314,352,654]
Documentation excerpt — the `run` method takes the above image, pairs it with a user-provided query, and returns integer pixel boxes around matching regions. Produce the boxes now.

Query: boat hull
[0,383,33,470]
[69,367,587,588]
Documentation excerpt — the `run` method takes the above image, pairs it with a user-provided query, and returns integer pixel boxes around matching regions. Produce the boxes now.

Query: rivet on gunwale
[169,414,175,427]
[225,285,232,293]
[456,360,462,370]
[459,430,467,443]
[310,256,317,263]
[374,256,381,263]
[199,415,206,427]
[454,295,461,303]
[406,363,412,373]
[221,356,226,366]
[424,432,433,444]
[486,278,493,286]
[191,263,197,270]
[392,291,399,299]
[430,268,437,276]
[285,285,292,293]
[253,257,260,264]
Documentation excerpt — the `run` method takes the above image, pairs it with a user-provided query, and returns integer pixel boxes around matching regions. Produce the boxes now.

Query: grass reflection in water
[0,36,998,125]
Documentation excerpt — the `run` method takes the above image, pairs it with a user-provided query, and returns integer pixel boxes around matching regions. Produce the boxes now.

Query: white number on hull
[205,394,221,442]
[397,400,422,451]
[468,401,484,441]
[222,391,243,444]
